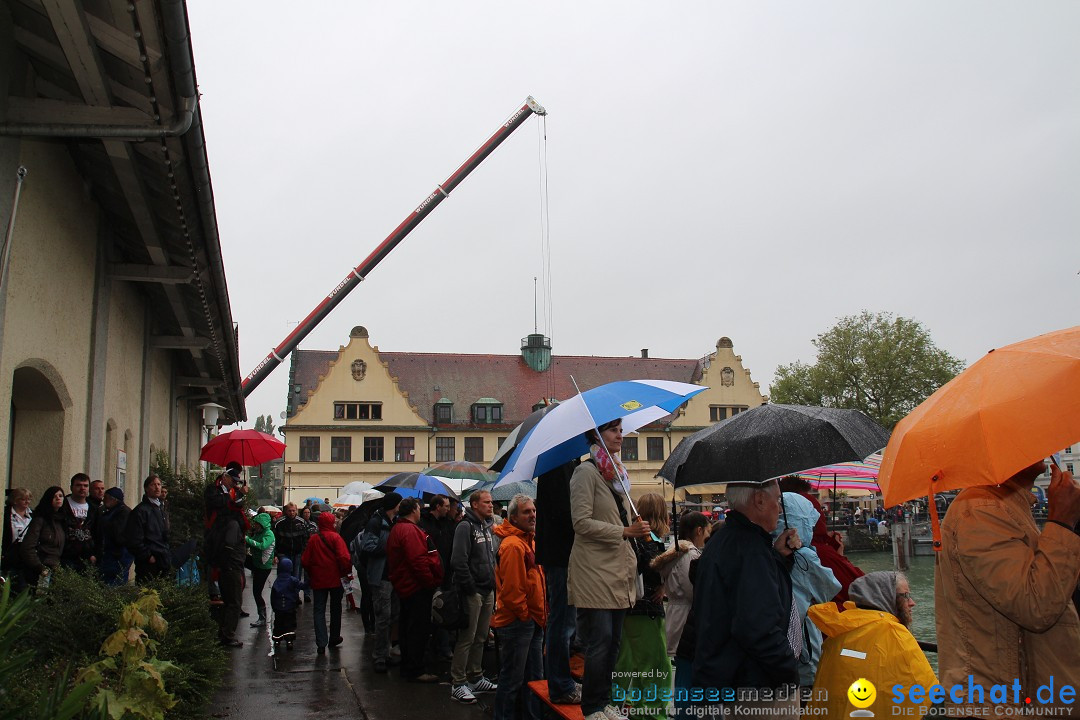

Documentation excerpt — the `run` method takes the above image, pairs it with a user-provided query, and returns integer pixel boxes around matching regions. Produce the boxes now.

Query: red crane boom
[241,96,547,397]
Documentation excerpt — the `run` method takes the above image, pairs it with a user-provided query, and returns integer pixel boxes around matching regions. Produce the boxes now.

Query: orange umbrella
[879,325,1080,516]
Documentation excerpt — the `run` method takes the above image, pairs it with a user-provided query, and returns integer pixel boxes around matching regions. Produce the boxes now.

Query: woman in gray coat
[568,419,651,720]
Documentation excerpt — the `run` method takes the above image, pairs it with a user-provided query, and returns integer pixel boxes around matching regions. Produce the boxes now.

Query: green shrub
[141,579,227,720]
[2,568,225,720]
[0,580,101,720]
[79,590,177,719]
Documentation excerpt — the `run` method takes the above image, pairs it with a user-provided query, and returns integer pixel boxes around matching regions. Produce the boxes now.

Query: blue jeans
[313,586,344,650]
[544,566,577,697]
[672,656,693,720]
[577,608,626,716]
[494,619,544,720]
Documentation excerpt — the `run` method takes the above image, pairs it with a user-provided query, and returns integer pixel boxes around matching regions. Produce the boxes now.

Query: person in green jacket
[246,512,276,628]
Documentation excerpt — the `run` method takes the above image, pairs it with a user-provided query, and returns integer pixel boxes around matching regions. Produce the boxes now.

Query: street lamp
[198,402,225,477]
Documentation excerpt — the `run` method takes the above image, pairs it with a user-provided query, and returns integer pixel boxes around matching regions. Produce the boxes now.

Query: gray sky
[185,1,1080,427]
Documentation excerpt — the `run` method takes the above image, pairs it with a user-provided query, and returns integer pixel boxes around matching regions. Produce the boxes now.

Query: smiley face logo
[847,678,876,709]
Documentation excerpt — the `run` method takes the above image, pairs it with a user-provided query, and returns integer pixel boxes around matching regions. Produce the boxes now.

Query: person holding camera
[205,462,249,648]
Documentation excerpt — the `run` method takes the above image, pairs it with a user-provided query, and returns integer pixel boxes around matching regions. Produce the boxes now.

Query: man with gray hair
[491,494,545,720]
[692,479,802,717]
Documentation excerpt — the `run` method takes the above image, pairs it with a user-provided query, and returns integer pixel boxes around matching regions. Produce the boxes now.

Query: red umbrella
[200,429,285,467]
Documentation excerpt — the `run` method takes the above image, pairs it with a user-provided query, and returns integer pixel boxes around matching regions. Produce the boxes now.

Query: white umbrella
[342,480,375,495]
[331,492,370,508]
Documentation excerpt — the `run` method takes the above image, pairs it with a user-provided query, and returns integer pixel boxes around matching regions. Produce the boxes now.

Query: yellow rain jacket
[807,601,938,718]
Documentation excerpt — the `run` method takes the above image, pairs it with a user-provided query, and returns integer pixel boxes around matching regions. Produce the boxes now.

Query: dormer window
[472,399,503,425]
[434,398,453,424]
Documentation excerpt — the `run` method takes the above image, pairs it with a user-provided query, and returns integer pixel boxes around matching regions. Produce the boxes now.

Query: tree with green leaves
[253,414,276,436]
[250,414,283,504]
[770,311,964,429]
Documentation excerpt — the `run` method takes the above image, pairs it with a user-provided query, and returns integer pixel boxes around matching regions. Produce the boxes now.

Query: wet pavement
[208,579,499,720]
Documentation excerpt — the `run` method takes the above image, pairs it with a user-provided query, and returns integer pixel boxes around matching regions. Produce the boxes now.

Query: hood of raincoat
[317,512,337,532]
[277,555,293,575]
[252,512,271,532]
[849,571,899,615]
[808,600,897,637]
[775,491,818,546]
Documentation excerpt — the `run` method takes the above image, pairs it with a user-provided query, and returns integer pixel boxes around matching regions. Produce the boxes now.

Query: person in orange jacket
[492,494,546,720]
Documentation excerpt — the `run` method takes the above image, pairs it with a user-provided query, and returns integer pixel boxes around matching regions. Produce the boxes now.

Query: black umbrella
[663,404,890,490]
[489,403,559,473]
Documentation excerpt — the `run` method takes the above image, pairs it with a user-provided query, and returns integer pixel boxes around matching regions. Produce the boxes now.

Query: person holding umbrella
[568,419,651,720]
[936,460,1080,711]
[691,479,802,718]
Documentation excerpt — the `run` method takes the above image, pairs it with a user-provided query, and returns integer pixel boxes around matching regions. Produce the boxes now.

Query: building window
[395,436,415,462]
[299,436,320,462]
[621,437,638,462]
[471,402,504,425]
[364,437,384,462]
[497,437,507,452]
[464,437,484,462]
[646,437,664,461]
[436,437,455,462]
[330,437,351,462]
[435,402,453,424]
[333,402,383,420]
[710,405,748,422]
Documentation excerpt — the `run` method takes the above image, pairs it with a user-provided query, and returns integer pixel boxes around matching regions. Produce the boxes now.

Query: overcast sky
[185,1,1080,427]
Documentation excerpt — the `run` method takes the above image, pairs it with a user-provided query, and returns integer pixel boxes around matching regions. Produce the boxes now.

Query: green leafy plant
[0,581,100,720]
[78,590,178,720]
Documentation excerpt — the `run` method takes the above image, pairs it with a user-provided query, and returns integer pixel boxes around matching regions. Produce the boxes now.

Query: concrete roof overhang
[0,0,245,422]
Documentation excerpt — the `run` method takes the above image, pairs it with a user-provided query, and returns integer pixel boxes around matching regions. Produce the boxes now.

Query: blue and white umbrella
[494,379,707,490]
[375,472,459,500]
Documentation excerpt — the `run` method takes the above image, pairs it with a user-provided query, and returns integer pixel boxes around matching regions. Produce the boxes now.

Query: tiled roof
[288,348,704,426]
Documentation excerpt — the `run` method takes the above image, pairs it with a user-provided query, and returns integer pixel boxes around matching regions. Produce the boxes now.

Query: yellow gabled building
[281,327,765,503]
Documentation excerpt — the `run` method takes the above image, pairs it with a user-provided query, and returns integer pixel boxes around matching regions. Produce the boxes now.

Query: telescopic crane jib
[240,96,547,398]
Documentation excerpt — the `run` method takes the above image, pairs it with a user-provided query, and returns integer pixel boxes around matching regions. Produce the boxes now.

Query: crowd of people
[5,428,1080,720]
[1,472,172,593]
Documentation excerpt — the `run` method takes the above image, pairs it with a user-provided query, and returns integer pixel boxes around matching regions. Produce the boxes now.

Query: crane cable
[536,114,555,402]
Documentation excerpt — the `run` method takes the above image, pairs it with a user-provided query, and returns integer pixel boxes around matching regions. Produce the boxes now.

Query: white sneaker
[469,676,498,693]
[603,705,628,720]
[389,644,401,657]
[585,713,608,720]
[451,684,477,704]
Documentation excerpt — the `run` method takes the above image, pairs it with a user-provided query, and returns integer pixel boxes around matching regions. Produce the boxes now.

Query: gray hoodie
[451,508,495,594]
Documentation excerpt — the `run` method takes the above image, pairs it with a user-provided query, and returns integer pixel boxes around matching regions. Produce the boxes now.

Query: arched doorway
[9,361,70,497]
